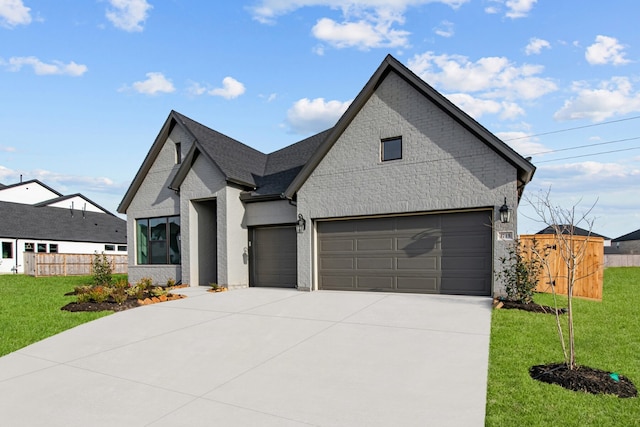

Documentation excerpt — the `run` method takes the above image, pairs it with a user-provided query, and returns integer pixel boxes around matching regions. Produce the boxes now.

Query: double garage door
[317,210,492,295]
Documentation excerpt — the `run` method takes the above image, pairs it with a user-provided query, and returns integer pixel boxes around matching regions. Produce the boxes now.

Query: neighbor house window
[104,244,115,251]
[117,245,127,252]
[2,242,13,259]
[24,242,34,252]
[136,216,180,265]
[49,244,58,253]
[175,142,182,164]
[37,243,47,253]
[381,137,402,161]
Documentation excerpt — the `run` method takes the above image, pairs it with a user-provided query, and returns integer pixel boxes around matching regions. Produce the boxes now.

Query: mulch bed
[61,299,141,312]
[530,363,637,398]
[496,300,567,314]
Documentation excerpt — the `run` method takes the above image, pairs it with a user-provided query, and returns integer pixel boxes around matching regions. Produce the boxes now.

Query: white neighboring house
[0,180,127,274]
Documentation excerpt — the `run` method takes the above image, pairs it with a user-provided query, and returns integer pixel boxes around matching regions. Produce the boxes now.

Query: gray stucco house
[118,55,535,296]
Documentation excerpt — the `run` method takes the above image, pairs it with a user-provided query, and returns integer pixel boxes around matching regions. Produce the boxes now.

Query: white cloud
[0,0,31,27]
[210,77,246,99]
[408,51,556,99]
[312,15,409,50]
[495,131,547,158]
[286,97,351,134]
[3,56,88,76]
[106,0,152,32]
[445,93,525,120]
[585,35,630,66]
[504,0,537,18]
[131,72,175,95]
[434,20,454,37]
[525,37,550,55]
[249,1,468,50]
[483,0,537,18]
[0,145,16,152]
[554,76,640,122]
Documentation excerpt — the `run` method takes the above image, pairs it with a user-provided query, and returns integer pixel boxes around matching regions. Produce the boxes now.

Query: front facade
[118,55,535,296]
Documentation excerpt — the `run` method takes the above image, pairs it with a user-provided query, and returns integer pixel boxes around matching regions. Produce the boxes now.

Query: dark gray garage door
[250,226,297,288]
[317,211,492,295]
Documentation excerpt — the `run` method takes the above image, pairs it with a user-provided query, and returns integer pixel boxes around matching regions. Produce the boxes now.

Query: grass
[0,274,125,357]
[486,267,640,426]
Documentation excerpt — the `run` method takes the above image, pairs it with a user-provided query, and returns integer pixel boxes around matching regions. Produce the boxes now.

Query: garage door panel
[357,276,395,289]
[356,257,394,270]
[397,256,438,270]
[356,238,394,251]
[318,211,491,295]
[321,257,355,270]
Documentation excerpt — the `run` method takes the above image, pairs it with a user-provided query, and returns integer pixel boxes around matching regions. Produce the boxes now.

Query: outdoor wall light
[499,197,512,224]
[297,214,306,233]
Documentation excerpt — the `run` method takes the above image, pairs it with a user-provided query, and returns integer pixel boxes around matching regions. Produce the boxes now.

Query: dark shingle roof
[613,228,640,242]
[0,201,126,243]
[0,183,6,189]
[173,111,267,188]
[536,225,609,240]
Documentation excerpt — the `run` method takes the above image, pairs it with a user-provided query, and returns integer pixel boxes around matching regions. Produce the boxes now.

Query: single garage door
[250,225,297,288]
[317,211,492,295]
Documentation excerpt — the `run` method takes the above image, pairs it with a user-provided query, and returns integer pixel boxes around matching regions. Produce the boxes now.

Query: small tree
[496,238,546,304]
[526,188,598,370]
[91,251,113,287]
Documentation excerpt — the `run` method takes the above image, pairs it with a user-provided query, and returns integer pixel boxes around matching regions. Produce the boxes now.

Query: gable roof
[0,179,63,197]
[33,194,115,216]
[283,54,536,199]
[536,225,609,240]
[612,228,640,242]
[0,201,126,243]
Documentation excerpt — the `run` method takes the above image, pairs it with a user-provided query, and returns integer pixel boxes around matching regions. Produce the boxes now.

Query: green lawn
[486,267,640,426]
[0,274,120,357]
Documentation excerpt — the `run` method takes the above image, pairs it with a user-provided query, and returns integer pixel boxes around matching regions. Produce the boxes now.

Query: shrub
[496,239,545,304]
[150,287,168,298]
[88,286,109,303]
[91,252,113,287]
[166,278,176,288]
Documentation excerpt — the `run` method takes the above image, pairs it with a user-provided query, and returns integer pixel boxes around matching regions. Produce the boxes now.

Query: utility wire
[534,146,640,163]
[502,115,640,141]
[525,136,640,157]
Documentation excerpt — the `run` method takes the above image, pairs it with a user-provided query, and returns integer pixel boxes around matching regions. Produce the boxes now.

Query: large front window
[136,216,180,265]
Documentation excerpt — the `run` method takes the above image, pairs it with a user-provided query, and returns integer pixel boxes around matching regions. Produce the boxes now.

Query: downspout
[14,238,20,274]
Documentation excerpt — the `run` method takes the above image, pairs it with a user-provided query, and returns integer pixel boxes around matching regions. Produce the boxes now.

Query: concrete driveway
[0,287,492,426]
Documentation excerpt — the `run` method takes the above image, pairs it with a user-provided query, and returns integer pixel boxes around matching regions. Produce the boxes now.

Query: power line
[502,115,640,142]
[525,136,640,156]
[534,146,640,163]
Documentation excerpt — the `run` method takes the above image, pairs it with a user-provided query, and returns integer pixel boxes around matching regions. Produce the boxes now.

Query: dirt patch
[530,363,637,398]
[498,300,567,314]
[61,292,186,313]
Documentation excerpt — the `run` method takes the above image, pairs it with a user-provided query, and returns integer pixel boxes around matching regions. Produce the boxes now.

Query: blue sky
[1,0,639,238]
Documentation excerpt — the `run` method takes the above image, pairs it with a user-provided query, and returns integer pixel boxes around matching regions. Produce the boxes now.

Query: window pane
[49,244,58,253]
[149,218,167,241]
[150,241,167,264]
[382,138,402,161]
[2,242,12,258]
[136,219,149,264]
[117,245,127,252]
[25,243,34,252]
[105,244,115,251]
[169,216,181,264]
[37,243,47,253]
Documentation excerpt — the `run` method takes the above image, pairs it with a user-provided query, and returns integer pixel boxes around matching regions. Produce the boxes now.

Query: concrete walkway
[0,288,492,426]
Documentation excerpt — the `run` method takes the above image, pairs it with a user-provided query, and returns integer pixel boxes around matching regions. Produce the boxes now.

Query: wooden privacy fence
[24,253,128,277]
[519,234,604,300]
[604,254,640,267]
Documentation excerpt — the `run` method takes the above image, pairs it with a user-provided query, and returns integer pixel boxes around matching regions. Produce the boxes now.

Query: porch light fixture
[499,197,512,224]
[296,214,306,233]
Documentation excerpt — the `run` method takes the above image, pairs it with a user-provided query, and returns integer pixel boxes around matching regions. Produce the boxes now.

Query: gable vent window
[381,137,402,162]
[175,142,182,164]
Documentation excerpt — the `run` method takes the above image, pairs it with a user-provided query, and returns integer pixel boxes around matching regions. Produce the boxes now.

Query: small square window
[37,243,47,253]
[25,242,34,252]
[105,244,115,251]
[117,245,127,252]
[381,137,402,161]
[49,244,58,253]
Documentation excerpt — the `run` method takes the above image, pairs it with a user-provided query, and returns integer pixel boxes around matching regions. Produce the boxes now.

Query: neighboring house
[118,55,535,296]
[0,180,127,274]
[605,228,640,255]
[536,225,611,247]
